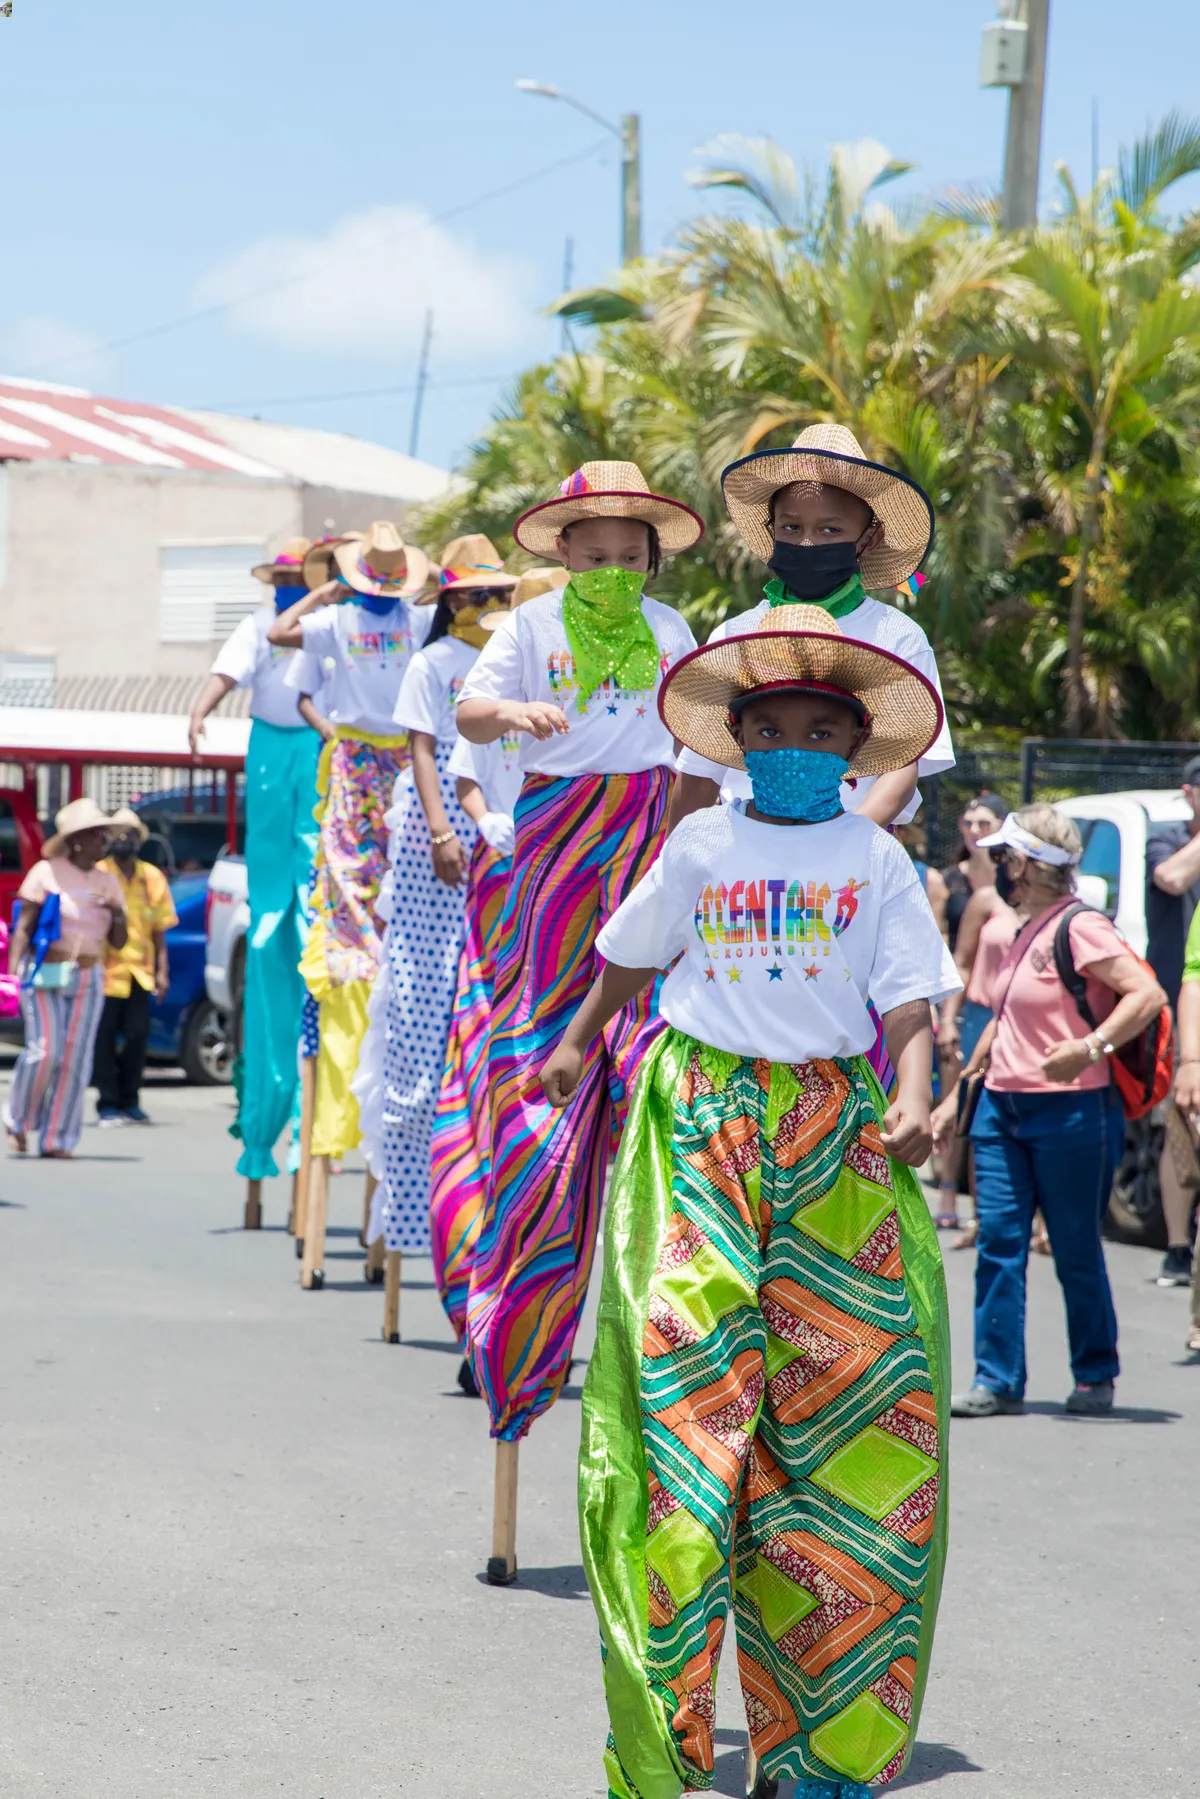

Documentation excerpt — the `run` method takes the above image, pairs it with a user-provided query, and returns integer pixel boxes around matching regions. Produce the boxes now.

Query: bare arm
[188,673,236,758]
[541,961,658,1107]
[297,694,335,743]
[411,731,468,886]
[1152,833,1200,897]
[1040,954,1166,1085]
[105,905,128,952]
[667,773,721,835]
[852,763,918,828]
[455,694,569,747]
[455,777,489,826]
[1174,980,1200,1115]
[878,999,935,1167]
[152,927,170,1000]
[266,579,342,649]
[924,863,949,934]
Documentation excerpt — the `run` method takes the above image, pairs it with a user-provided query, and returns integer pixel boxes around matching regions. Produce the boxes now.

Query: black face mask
[767,539,861,601]
[112,842,138,862]
[994,863,1016,904]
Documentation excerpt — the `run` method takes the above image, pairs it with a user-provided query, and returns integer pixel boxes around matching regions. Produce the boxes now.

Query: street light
[516,79,641,264]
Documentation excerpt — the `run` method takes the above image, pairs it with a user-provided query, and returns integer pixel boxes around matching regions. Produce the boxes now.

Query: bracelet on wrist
[430,829,458,848]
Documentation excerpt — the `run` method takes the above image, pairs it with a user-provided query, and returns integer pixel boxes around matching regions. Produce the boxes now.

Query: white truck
[205,853,249,1020]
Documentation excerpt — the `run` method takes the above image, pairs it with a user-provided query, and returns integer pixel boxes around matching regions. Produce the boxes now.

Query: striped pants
[7,965,106,1153]
[466,766,670,1441]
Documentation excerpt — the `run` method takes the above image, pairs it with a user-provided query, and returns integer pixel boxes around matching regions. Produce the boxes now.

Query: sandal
[1187,1325,1200,1355]
[6,1128,27,1155]
[952,1220,978,1250]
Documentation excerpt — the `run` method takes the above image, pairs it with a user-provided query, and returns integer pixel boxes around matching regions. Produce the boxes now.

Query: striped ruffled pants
[7,964,106,1154]
[465,766,671,1441]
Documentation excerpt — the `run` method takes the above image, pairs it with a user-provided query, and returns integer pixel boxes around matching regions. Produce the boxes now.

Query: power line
[23,137,611,376]
[198,372,507,412]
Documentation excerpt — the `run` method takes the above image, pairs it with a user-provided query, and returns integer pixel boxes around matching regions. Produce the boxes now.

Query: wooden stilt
[244,1177,262,1231]
[486,1440,519,1586]
[300,1155,329,1290]
[746,1745,759,1795]
[287,1170,298,1236]
[293,1055,316,1260]
[382,1250,402,1341]
[360,1170,377,1248]
[364,1232,385,1284]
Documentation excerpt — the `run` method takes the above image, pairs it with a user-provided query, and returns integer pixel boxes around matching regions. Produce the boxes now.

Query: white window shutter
[159,542,267,642]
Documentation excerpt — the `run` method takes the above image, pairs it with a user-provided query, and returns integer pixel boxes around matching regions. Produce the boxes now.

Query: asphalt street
[1,1071,1197,1799]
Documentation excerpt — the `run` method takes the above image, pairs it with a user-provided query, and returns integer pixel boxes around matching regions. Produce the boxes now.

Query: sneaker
[97,1109,126,1129]
[950,1385,1025,1418]
[1065,1380,1114,1415]
[122,1106,151,1125]
[1157,1245,1193,1287]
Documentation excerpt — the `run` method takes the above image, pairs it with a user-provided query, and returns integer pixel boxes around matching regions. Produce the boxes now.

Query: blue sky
[3,0,1199,473]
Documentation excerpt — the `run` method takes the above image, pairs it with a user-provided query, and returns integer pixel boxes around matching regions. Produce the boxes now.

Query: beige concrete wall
[0,460,302,681]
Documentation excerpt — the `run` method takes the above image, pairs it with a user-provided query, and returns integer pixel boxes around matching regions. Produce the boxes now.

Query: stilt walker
[429,567,566,1392]
[541,605,959,1798]
[188,540,325,1223]
[454,464,703,1581]
[354,536,519,1339]
[267,521,432,1288]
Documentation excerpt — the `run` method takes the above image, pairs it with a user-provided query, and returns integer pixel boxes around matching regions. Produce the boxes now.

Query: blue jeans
[970,1086,1124,1396]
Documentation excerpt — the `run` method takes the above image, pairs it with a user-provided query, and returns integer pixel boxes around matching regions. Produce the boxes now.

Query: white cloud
[195,207,541,360]
[1,315,115,387]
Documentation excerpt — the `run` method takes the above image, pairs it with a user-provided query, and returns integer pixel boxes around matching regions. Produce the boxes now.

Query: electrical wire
[197,372,508,412]
[24,137,611,376]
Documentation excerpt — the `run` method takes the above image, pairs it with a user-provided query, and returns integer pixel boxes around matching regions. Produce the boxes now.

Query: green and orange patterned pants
[579,1030,949,1799]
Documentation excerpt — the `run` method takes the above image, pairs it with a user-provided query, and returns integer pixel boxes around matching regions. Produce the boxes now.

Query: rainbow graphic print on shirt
[694,873,869,980]
[546,648,671,718]
[346,627,411,666]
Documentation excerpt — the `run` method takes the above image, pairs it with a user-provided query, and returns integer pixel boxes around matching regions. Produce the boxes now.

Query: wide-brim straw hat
[107,805,149,844]
[658,602,943,778]
[513,461,705,558]
[302,533,361,591]
[44,797,113,858]
[481,565,568,631]
[722,423,934,588]
[437,534,518,598]
[331,521,431,599]
[252,538,313,584]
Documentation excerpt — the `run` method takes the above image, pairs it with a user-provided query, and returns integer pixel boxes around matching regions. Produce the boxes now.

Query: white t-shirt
[448,730,524,820]
[458,589,696,777]
[674,595,954,826]
[394,636,478,745]
[597,804,960,1062]
[211,605,322,730]
[286,598,432,736]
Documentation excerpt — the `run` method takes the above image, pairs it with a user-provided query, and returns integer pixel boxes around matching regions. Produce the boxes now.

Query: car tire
[1105,1111,1167,1248]
[180,999,234,1087]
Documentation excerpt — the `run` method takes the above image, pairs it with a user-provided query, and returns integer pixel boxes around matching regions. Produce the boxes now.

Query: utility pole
[408,308,433,461]
[620,113,641,264]
[1000,0,1050,230]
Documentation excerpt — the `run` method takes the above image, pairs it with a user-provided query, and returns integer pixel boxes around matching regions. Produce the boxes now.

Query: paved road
[1,1072,1197,1799]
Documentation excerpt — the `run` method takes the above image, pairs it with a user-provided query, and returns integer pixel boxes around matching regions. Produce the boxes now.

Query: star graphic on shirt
[607,703,619,715]
[803,963,821,980]
[704,965,715,982]
[636,704,647,716]
[727,966,742,983]
[767,963,783,981]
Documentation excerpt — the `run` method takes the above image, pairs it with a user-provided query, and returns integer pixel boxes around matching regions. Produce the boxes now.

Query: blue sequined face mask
[273,582,308,612]
[743,747,849,822]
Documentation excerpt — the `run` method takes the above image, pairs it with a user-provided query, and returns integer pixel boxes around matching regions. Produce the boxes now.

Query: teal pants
[236,719,321,1180]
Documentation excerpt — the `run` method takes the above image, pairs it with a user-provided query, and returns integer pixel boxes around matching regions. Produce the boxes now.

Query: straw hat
[481,565,568,631]
[437,534,518,598]
[107,806,149,844]
[330,521,431,600]
[252,538,313,585]
[302,532,361,590]
[44,797,113,858]
[658,603,943,778]
[722,423,934,588]
[513,461,705,558]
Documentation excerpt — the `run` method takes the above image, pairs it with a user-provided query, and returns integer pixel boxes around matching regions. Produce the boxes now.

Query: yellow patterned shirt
[99,858,177,998]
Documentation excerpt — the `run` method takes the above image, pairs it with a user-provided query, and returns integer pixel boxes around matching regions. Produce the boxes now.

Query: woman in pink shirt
[932,805,1165,1417]
[5,799,127,1159]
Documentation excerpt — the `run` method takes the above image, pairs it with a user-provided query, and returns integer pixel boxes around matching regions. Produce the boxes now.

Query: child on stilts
[455,463,704,1443]
[543,607,959,1799]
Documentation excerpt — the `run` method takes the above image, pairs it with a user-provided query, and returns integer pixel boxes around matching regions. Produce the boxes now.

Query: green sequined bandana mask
[561,565,660,700]
[763,570,866,619]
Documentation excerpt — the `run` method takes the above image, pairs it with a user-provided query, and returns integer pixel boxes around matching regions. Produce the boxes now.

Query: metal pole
[620,113,641,263]
[408,309,433,460]
[1000,0,1050,230]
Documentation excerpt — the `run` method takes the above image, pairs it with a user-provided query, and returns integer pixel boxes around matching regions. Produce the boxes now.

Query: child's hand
[930,1094,957,1151]
[506,700,569,741]
[541,1040,584,1108]
[880,1092,932,1168]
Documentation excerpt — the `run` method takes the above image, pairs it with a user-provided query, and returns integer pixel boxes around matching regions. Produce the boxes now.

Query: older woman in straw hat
[187,539,328,1194]
[454,463,702,1448]
[430,565,566,1388]
[5,800,127,1158]
[265,522,433,1250]
[670,423,954,836]
[353,536,517,1273]
[541,607,959,1799]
